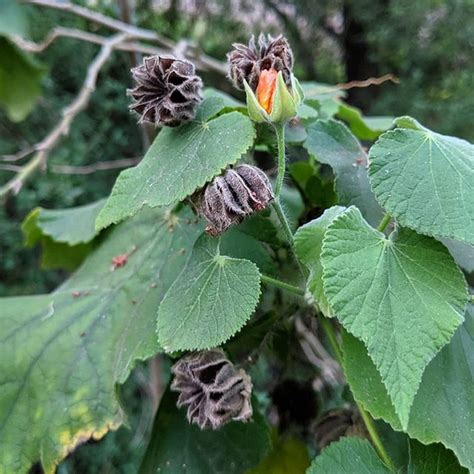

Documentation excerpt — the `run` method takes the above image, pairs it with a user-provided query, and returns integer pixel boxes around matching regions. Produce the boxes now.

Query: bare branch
[51,157,140,175]
[308,74,400,96]
[10,27,166,57]
[22,0,227,74]
[0,33,128,199]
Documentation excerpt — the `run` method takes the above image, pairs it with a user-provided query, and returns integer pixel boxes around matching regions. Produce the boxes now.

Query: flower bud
[197,165,274,236]
[171,349,253,430]
[244,70,304,124]
[127,56,202,127]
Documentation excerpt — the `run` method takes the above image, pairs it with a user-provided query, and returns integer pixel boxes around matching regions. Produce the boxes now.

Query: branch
[51,157,140,175]
[10,27,166,57]
[22,0,227,74]
[0,33,128,199]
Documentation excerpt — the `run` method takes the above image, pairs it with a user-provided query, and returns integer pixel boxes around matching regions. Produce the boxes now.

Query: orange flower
[256,69,278,113]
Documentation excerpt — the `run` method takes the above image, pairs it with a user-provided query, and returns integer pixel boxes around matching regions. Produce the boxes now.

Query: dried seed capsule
[127,56,202,127]
[227,33,294,91]
[171,349,253,430]
[197,165,274,236]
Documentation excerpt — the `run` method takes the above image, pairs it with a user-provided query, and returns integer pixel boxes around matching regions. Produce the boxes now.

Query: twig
[22,0,227,74]
[0,146,36,162]
[0,33,128,199]
[51,157,140,175]
[305,74,400,96]
[0,164,23,172]
[10,27,166,57]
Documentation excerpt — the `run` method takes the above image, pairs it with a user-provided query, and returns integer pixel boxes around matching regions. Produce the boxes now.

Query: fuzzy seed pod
[197,164,274,236]
[227,33,294,91]
[171,349,253,430]
[127,56,202,127]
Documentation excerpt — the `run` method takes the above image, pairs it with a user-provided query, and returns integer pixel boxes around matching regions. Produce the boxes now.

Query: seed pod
[127,56,202,127]
[197,164,274,236]
[227,33,294,91]
[171,349,253,430]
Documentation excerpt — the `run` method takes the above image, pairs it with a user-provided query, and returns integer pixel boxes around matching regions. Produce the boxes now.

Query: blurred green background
[1,1,473,471]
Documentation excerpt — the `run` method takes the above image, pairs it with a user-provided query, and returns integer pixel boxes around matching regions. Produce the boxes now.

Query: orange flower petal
[256,69,278,114]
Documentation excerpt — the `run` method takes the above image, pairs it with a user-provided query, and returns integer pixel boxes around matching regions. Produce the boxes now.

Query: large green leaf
[0,0,28,37]
[157,234,261,352]
[23,199,105,246]
[369,117,474,244]
[96,98,255,230]
[0,208,202,473]
[304,119,383,226]
[139,389,271,474]
[321,207,467,428]
[342,304,474,472]
[294,206,345,316]
[306,437,390,473]
[21,200,106,271]
[0,37,44,122]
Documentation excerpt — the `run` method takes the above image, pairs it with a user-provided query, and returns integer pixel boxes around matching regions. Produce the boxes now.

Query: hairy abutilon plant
[3,13,472,474]
[127,55,202,126]
[171,350,253,430]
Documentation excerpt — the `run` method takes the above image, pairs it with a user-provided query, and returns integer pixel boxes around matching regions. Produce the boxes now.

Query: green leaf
[369,116,474,244]
[23,199,105,246]
[306,437,390,473]
[21,200,105,271]
[139,389,271,474]
[203,87,244,109]
[337,102,394,140]
[294,206,346,316]
[321,207,467,428]
[341,304,474,472]
[407,440,468,473]
[248,435,310,474]
[0,207,202,473]
[0,0,28,37]
[304,119,384,226]
[0,37,44,122]
[96,98,255,230]
[157,234,261,351]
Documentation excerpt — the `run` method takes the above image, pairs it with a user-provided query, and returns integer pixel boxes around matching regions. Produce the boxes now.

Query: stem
[318,316,395,471]
[272,200,294,247]
[261,274,305,296]
[274,123,286,198]
[377,213,392,233]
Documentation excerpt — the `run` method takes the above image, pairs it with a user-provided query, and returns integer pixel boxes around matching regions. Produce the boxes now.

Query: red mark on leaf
[111,254,128,270]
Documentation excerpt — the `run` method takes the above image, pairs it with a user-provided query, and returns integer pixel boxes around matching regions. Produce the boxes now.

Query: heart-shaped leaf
[96,98,255,230]
[321,207,467,428]
[369,117,474,244]
[157,234,261,352]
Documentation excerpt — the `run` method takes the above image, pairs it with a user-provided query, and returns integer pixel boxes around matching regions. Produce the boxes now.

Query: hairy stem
[377,213,392,233]
[260,274,305,296]
[272,200,294,246]
[274,123,286,198]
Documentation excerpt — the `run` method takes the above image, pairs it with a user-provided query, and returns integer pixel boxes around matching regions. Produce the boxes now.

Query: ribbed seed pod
[198,164,274,236]
[127,56,202,127]
[227,33,294,91]
[171,349,253,430]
